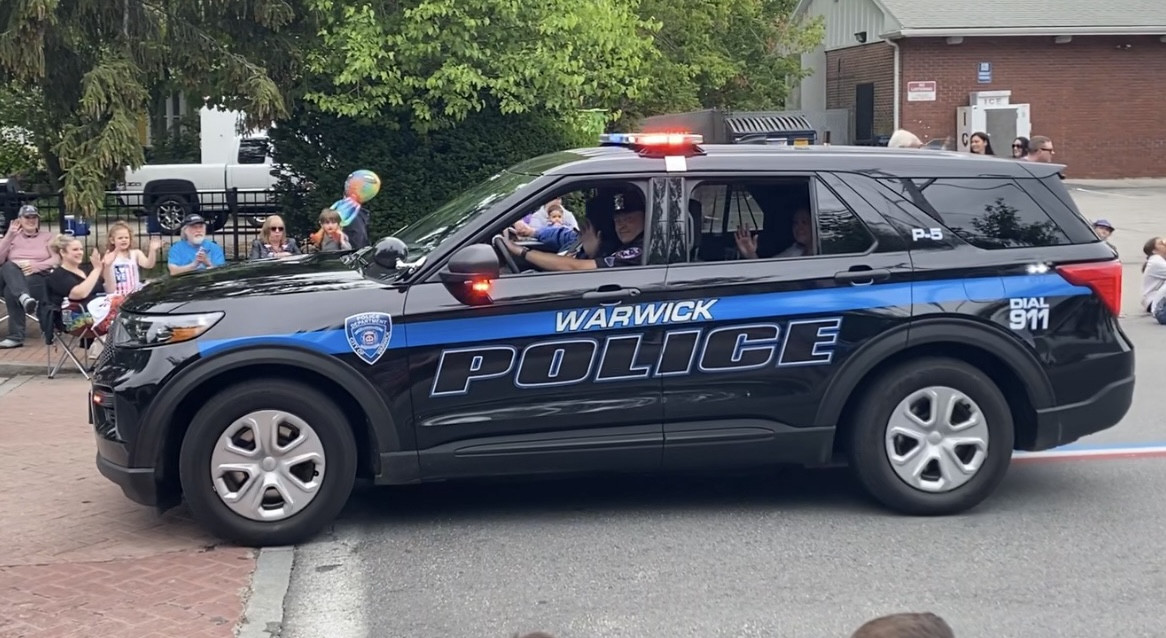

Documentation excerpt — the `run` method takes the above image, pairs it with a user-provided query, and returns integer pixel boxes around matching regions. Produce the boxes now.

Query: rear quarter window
[878,177,1075,249]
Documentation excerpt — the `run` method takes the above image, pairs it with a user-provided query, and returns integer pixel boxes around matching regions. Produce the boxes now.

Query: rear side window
[879,178,1073,249]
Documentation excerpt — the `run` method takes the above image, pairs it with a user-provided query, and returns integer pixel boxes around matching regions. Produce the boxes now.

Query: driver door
[402,177,674,480]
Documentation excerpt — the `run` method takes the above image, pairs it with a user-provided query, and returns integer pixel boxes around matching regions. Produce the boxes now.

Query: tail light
[1056,260,1122,316]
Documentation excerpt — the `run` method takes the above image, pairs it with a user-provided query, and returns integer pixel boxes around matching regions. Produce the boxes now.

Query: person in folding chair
[42,235,122,377]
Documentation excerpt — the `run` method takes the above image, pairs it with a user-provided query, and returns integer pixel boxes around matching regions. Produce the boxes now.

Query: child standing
[310,208,353,253]
[104,221,162,296]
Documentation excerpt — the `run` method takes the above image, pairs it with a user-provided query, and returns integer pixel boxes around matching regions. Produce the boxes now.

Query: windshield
[381,169,535,263]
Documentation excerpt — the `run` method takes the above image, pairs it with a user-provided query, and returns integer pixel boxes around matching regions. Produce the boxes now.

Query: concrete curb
[237,546,296,638]
[0,361,82,377]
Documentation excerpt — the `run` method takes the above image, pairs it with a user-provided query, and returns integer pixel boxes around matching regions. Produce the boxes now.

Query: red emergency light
[599,132,706,157]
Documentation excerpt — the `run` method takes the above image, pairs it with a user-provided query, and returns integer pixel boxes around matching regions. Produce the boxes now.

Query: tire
[845,357,1014,516]
[178,379,358,547]
[246,214,268,228]
[151,195,192,234]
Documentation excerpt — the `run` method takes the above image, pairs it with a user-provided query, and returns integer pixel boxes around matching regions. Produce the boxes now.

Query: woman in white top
[1140,236,1166,315]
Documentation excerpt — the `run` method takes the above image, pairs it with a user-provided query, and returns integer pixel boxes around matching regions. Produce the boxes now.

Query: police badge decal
[344,312,393,365]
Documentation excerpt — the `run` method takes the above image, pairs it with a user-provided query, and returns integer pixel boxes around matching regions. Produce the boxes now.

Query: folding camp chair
[43,302,106,379]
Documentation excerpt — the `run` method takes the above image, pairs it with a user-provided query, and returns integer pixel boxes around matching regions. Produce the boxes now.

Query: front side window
[495,180,652,275]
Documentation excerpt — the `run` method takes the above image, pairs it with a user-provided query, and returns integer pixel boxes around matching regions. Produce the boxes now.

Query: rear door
[659,172,914,470]
[402,176,676,479]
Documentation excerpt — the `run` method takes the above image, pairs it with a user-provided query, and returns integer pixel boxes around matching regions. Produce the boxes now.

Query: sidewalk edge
[236,546,295,638]
[0,361,82,377]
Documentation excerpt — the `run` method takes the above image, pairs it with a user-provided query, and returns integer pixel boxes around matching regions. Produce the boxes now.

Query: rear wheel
[845,357,1014,515]
[178,379,358,546]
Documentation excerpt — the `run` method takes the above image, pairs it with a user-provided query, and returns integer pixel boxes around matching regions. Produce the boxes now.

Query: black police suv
[90,133,1134,546]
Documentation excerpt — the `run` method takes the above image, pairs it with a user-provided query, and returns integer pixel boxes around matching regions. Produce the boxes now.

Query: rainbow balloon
[345,169,381,204]
[332,169,381,228]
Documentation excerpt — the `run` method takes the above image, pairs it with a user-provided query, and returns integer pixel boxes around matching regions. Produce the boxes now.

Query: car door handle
[834,267,890,285]
[582,286,641,303]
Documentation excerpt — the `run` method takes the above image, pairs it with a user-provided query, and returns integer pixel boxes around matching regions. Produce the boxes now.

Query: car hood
[123,253,393,314]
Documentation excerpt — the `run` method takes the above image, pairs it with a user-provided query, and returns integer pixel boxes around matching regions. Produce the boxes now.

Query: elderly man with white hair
[888,129,923,148]
[167,213,226,276]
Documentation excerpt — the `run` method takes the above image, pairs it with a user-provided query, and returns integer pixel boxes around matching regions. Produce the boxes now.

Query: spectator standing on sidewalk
[1024,136,1055,162]
[851,612,956,637]
[0,204,57,349]
[968,131,996,155]
[1010,136,1030,159]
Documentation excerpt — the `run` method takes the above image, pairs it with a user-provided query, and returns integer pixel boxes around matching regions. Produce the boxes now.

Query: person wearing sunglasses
[1024,136,1056,162]
[1010,136,1030,159]
[249,215,301,260]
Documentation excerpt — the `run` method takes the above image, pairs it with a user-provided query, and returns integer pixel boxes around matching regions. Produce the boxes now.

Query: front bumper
[96,451,159,507]
[1029,374,1135,450]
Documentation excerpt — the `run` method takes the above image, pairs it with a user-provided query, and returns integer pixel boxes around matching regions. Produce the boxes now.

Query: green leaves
[628,0,824,117]
[0,0,302,216]
[301,0,657,126]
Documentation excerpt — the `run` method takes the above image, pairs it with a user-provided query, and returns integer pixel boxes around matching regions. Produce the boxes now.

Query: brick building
[788,0,1166,178]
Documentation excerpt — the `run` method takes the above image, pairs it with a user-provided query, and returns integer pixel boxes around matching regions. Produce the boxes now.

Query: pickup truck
[111,136,279,234]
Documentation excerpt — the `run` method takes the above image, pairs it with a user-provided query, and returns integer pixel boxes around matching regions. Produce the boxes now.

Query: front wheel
[178,379,358,546]
[845,357,1014,515]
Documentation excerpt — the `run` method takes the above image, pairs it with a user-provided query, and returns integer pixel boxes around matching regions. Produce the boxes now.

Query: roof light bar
[599,132,704,147]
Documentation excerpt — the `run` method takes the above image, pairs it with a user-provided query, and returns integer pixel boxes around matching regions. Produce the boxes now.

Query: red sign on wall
[907,81,937,102]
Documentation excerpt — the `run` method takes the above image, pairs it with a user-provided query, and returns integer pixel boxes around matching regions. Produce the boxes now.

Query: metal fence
[2,188,303,267]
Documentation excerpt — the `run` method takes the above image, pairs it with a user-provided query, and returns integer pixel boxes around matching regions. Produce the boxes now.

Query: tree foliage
[299,0,659,126]
[0,0,304,215]
[628,0,824,117]
[0,86,44,182]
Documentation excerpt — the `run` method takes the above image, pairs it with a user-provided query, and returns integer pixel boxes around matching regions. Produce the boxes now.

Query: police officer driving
[502,187,645,271]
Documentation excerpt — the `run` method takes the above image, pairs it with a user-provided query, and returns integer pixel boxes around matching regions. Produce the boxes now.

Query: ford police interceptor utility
[89,133,1134,547]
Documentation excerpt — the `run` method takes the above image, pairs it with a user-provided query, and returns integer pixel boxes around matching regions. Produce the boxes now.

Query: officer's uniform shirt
[575,233,643,268]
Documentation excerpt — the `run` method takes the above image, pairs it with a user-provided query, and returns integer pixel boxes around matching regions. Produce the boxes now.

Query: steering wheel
[491,234,521,273]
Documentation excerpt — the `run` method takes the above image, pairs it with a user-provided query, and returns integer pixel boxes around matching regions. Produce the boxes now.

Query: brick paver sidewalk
[0,375,257,638]
[0,319,90,377]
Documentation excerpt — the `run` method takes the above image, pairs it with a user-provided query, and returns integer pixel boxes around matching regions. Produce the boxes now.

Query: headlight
[113,312,224,349]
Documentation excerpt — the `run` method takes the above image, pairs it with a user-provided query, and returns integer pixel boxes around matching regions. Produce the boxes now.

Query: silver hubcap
[884,386,989,493]
[210,410,326,522]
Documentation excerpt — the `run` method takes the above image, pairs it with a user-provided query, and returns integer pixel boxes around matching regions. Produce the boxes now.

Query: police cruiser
[89,132,1134,546]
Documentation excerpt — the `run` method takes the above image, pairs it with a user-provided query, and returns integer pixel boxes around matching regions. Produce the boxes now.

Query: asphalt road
[278,184,1166,638]
[279,313,1166,638]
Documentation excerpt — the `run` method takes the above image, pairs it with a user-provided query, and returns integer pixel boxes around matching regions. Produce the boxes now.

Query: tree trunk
[37,140,64,192]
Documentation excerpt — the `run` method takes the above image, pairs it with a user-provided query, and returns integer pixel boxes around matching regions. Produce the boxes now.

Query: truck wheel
[247,215,268,228]
[151,195,192,234]
[178,379,358,547]
[845,357,1014,516]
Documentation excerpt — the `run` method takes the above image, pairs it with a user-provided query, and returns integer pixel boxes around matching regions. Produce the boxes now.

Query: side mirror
[373,237,409,269]
[439,244,500,306]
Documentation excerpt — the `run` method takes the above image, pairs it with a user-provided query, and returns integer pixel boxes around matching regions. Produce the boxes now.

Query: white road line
[1071,187,1140,199]
[1013,445,1166,461]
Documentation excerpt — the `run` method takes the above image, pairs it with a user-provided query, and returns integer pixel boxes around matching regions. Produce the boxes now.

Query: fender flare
[814,318,1055,426]
[143,179,199,203]
[132,345,409,477]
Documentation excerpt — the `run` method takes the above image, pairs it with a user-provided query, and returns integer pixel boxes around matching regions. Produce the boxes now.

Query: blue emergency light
[599,132,705,157]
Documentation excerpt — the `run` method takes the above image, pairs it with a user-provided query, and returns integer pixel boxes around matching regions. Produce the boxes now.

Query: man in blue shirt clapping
[168,214,226,276]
